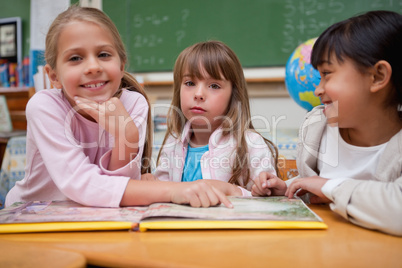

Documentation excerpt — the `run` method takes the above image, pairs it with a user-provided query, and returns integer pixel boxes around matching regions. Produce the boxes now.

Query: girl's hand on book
[285,176,331,203]
[170,181,233,208]
[202,180,242,196]
[251,172,287,196]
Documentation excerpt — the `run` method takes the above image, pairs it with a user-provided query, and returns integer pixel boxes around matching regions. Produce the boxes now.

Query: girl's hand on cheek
[75,95,140,171]
[74,96,100,121]
[74,96,133,138]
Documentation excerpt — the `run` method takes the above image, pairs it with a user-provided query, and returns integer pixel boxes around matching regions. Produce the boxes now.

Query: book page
[0,200,147,223]
[142,196,323,222]
[0,197,323,225]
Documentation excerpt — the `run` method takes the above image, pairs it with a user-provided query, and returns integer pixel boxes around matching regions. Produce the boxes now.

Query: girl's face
[46,20,124,105]
[314,54,373,128]
[180,67,232,131]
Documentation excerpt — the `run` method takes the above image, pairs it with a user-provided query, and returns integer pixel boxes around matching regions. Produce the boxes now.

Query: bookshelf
[0,87,34,130]
[0,86,32,166]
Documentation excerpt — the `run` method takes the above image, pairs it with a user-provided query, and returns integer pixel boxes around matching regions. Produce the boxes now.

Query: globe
[285,38,322,111]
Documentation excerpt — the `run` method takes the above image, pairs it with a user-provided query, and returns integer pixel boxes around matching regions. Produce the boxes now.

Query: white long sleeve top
[296,106,402,236]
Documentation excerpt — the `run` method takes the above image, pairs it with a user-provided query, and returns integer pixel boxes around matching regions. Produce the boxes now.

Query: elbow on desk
[351,210,402,237]
[384,210,402,236]
[375,222,402,237]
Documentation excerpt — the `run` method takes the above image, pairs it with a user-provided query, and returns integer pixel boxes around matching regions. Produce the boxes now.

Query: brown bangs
[179,42,235,82]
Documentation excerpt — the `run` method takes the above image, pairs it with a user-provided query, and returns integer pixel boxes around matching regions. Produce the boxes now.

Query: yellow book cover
[0,197,327,233]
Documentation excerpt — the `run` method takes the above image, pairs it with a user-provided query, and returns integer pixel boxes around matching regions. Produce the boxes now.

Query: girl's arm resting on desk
[24,91,141,207]
[120,179,233,208]
[329,177,402,236]
[286,176,402,236]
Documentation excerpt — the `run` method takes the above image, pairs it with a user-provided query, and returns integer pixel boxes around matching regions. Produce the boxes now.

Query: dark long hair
[311,10,402,118]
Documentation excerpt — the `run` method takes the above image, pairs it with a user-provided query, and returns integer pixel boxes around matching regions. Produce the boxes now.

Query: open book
[0,196,327,233]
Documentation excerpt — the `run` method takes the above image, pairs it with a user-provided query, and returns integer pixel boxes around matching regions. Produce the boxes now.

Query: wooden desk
[0,240,86,268]
[0,205,400,268]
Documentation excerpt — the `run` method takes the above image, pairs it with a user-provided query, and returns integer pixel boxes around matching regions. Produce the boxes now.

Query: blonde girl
[6,6,231,209]
[154,41,279,196]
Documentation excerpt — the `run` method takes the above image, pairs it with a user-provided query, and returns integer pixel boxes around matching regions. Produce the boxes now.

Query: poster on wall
[0,17,21,64]
[29,0,70,87]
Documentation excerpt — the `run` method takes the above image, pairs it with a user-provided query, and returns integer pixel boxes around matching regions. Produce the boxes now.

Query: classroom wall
[0,0,318,128]
[0,0,30,59]
[152,96,307,130]
[249,97,306,129]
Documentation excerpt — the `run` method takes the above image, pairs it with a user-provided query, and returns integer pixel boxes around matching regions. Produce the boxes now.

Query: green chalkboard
[104,0,402,73]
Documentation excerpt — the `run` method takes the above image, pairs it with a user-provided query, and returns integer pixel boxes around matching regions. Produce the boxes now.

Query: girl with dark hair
[252,10,402,236]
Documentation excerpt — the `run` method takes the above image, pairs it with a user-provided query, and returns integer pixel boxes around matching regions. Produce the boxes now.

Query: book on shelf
[0,57,30,88]
[0,63,9,87]
[8,63,17,87]
[0,196,327,233]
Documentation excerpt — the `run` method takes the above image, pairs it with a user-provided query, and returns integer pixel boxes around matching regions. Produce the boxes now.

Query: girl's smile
[314,55,373,128]
[321,100,335,117]
[82,81,107,89]
[81,81,109,93]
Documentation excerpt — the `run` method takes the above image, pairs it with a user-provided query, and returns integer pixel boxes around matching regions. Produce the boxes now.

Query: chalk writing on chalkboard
[129,8,191,69]
[281,0,344,54]
[103,0,402,73]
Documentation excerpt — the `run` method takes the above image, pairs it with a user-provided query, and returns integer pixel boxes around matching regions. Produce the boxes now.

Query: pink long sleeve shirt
[5,89,148,208]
